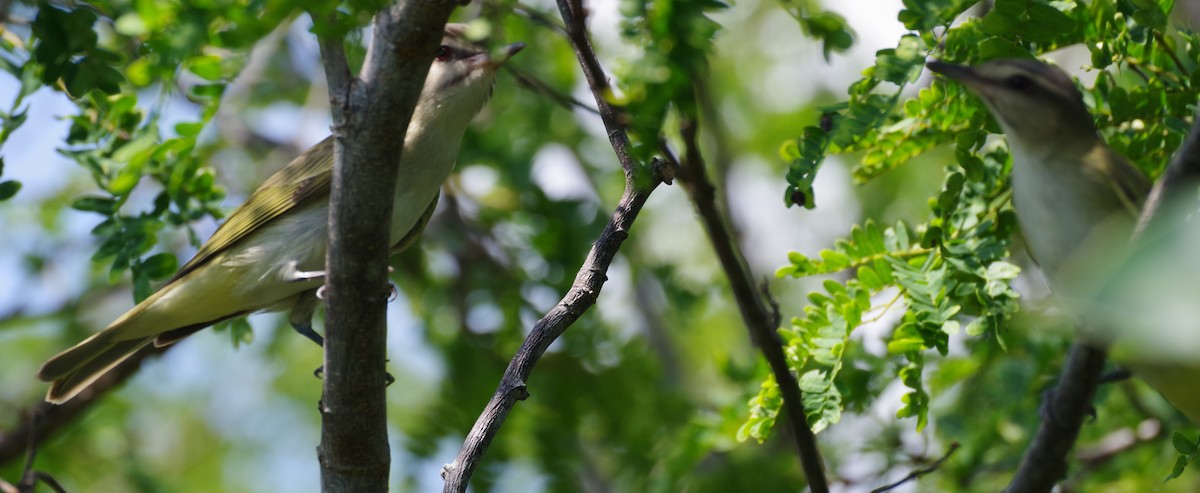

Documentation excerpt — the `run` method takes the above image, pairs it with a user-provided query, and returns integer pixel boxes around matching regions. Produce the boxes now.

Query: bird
[37,24,524,404]
[925,59,1200,423]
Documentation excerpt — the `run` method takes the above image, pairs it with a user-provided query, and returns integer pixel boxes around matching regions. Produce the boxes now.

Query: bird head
[416,24,525,130]
[927,58,1099,155]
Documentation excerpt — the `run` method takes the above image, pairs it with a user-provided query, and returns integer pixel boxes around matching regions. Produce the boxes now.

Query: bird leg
[288,289,324,346]
[285,267,397,385]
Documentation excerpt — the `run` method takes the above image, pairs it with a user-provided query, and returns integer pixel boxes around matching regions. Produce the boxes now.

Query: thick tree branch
[312,2,459,491]
[672,116,829,492]
[1005,110,1200,492]
[1003,344,1107,492]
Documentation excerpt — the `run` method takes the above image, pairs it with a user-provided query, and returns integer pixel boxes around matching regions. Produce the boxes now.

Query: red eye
[435,46,452,61]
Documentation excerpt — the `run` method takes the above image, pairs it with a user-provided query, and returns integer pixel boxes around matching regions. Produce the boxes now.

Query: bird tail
[38,310,248,404]
[38,333,154,404]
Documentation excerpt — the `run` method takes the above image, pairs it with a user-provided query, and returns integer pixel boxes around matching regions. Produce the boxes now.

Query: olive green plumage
[38,25,523,403]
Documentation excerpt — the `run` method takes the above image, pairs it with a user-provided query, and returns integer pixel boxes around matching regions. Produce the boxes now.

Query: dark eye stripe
[1006,75,1035,93]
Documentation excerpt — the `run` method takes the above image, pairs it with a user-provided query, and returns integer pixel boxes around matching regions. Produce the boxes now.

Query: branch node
[652,157,675,185]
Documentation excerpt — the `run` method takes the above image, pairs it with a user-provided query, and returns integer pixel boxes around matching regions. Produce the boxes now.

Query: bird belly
[1009,153,1135,292]
[387,132,461,242]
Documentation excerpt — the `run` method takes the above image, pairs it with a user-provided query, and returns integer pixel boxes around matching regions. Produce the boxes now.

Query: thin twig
[439,164,667,491]
[1056,419,1164,491]
[1005,109,1200,492]
[17,408,38,490]
[440,0,668,489]
[1125,61,1152,84]
[673,114,829,492]
[1075,419,1162,466]
[514,3,568,36]
[505,64,600,115]
[28,472,67,493]
[556,0,638,174]
[1152,32,1188,77]
[0,346,160,467]
[870,442,961,493]
[314,13,353,126]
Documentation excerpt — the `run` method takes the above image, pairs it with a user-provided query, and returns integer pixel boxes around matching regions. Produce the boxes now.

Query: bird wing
[170,137,335,282]
[1098,146,1151,217]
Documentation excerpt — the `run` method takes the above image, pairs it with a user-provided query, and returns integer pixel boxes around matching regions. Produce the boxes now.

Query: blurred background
[2,0,1199,491]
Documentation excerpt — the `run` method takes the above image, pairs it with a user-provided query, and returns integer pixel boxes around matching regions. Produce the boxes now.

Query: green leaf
[858,267,883,290]
[985,261,1021,280]
[141,252,178,280]
[819,249,852,271]
[1167,456,1188,481]
[1173,432,1197,455]
[188,54,225,81]
[873,35,925,85]
[0,180,21,201]
[133,271,153,302]
[71,196,117,213]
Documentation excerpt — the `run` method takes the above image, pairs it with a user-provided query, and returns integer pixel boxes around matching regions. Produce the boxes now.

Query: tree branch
[312,2,459,491]
[870,442,960,493]
[554,0,639,175]
[440,0,670,489]
[0,345,160,467]
[672,115,829,492]
[440,164,667,491]
[1005,109,1200,492]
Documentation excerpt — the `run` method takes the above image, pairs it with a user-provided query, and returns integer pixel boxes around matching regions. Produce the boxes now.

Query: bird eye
[435,45,452,62]
[1006,75,1035,93]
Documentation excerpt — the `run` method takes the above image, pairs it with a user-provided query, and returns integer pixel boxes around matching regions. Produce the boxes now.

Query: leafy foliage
[1169,431,1200,481]
[616,0,724,157]
[3,0,1200,491]
[777,0,854,61]
[760,0,1198,469]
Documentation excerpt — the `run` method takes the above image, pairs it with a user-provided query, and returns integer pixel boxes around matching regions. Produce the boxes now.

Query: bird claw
[1100,367,1132,384]
[312,366,393,387]
[292,324,325,347]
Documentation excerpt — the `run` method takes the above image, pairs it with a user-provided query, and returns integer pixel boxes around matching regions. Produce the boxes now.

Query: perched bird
[38,24,524,404]
[925,58,1200,422]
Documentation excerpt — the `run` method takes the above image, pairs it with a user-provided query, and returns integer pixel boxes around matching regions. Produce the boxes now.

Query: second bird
[926,58,1200,423]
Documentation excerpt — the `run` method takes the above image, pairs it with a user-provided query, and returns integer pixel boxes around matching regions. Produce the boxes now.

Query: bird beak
[926,60,994,95]
[926,60,975,83]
